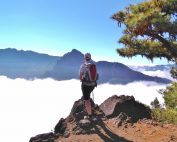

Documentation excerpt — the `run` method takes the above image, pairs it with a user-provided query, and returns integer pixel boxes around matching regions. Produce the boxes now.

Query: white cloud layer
[141,70,173,80]
[0,76,167,142]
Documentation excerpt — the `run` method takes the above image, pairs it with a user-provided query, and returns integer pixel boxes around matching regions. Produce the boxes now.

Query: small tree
[159,82,177,109]
[151,97,161,109]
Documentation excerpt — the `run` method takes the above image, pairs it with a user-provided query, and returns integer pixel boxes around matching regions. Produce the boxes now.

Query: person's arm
[79,64,84,81]
[80,73,83,81]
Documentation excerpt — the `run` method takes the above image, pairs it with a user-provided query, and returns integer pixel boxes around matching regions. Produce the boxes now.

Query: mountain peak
[0,48,18,52]
[71,49,82,54]
[62,49,84,60]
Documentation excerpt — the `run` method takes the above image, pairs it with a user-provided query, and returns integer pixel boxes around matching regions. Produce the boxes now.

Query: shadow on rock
[94,120,132,142]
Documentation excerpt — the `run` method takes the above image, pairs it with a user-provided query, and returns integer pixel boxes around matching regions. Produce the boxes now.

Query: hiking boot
[84,115,89,120]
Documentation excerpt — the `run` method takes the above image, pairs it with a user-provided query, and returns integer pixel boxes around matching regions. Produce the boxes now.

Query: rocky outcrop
[29,132,59,142]
[66,97,105,122]
[29,95,152,142]
[99,95,151,122]
[54,118,67,134]
[29,97,105,142]
[111,112,133,127]
[67,98,85,122]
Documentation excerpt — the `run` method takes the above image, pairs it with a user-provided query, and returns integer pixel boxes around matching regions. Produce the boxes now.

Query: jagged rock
[99,95,151,122]
[67,98,85,121]
[54,118,67,134]
[30,95,177,142]
[170,135,177,141]
[72,122,96,135]
[79,118,91,127]
[67,97,105,122]
[138,118,159,126]
[113,112,132,127]
[74,127,87,135]
[63,131,70,138]
[29,132,56,142]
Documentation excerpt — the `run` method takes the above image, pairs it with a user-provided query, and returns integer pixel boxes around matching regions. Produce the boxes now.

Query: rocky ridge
[30,95,177,142]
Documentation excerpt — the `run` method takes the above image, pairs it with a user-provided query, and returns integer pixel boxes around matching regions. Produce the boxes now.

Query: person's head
[84,53,91,61]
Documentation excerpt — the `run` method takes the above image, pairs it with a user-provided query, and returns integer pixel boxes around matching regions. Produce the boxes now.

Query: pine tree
[171,67,177,79]
[112,0,177,62]
[112,0,177,113]
[159,82,177,109]
[151,97,161,109]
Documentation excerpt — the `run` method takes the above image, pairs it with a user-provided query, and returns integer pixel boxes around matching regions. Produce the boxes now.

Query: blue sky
[0,0,170,65]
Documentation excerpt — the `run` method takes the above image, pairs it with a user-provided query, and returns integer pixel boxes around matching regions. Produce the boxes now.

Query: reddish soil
[56,119,177,142]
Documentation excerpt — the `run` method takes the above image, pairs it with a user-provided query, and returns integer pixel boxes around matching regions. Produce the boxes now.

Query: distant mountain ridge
[45,49,170,84]
[0,48,171,84]
[44,49,84,80]
[0,48,60,79]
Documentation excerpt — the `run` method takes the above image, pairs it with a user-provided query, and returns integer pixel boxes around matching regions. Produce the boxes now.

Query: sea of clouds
[130,66,173,80]
[0,76,169,142]
[142,70,173,80]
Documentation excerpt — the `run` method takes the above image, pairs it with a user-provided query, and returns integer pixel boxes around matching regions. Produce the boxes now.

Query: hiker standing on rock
[79,53,99,118]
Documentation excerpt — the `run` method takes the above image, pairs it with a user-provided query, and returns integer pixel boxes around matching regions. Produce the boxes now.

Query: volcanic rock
[29,132,57,142]
[99,95,151,122]
[54,118,67,134]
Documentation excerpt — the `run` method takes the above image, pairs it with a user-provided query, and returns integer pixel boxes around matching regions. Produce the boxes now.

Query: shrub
[151,108,177,124]
[159,82,177,109]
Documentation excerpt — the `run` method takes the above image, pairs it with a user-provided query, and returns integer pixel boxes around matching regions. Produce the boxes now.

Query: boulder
[29,132,57,142]
[79,118,91,127]
[99,95,151,122]
[113,112,132,127]
[67,98,85,121]
[54,118,67,134]
[30,115,68,141]
[67,97,105,122]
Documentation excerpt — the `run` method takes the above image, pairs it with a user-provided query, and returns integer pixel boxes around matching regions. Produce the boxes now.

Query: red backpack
[84,63,98,83]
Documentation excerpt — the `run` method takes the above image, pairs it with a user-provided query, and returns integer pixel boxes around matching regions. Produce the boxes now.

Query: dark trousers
[81,84,94,100]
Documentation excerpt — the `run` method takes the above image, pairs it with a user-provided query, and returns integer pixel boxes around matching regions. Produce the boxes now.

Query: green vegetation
[160,82,177,109]
[151,108,177,124]
[171,67,177,79]
[112,0,177,62]
[151,82,177,124]
[112,0,177,124]
[112,0,177,77]
[150,97,161,109]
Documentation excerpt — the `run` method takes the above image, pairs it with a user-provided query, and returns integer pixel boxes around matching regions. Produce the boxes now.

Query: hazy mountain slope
[96,61,170,84]
[0,48,171,84]
[0,48,60,78]
[44,49,84,80]
[45,49,170,84]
